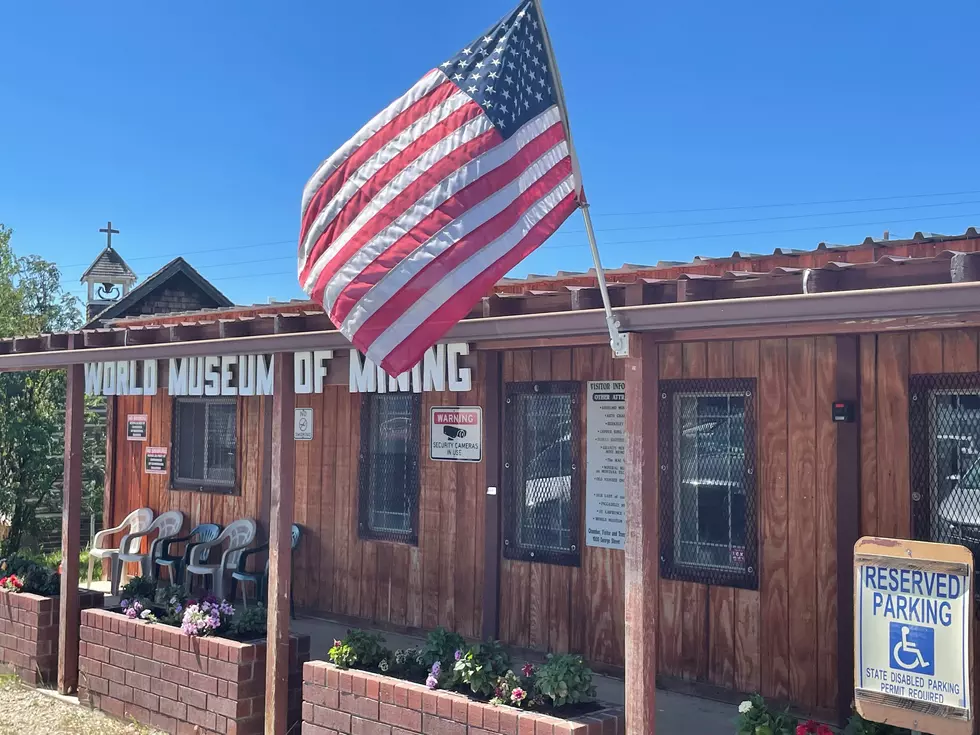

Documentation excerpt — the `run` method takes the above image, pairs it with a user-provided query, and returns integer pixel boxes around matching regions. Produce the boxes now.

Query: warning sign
[430,407,482,462]
[144,446,168,475]
[855,536,974,735]
[294,407,314,441]
[127,414,148,441]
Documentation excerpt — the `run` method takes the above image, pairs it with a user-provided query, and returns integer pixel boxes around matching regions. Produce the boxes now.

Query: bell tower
[80,221,138,320]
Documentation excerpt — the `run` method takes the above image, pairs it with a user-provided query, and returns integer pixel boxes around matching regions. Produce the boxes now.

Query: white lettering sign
[585,381,626,550]
[83,344,471,396]
[855,538,972,724]
[430,407,482,462]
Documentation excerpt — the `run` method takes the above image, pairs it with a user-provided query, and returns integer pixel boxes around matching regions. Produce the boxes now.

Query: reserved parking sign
[855,537,974,734]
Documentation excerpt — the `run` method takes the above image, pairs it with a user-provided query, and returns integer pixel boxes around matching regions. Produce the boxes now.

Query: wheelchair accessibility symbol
[889,622,935,676]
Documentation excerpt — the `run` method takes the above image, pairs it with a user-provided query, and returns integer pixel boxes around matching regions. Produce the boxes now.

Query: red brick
[87,643,110,663]
[468,702,485,727]
[159,696,187,721]
[209,656,242,681]
[499,709,520,735]
[483,707,501,731]
[134,655,162,678]
[351,716,391,735]
[100,694,126,719]
[518,713,538,735]
[421,691,439,715]
[161,665,189,687]
[149,711,178,734]
[187,670,219,694]
[534,717,555,735]
[179,649,207,673]
[327,668,340,690]
[130,638,153,659]
[125,669,151,692]
[452,698,468,723]
[392,685,409,708]
[153,678,179,701]
[351,673,367,697]
[154,642,180,665]
[379,702,421,731]
[314,703,352,732]
[178,684,208,709]
[186,704,217,731]
[303,724,341,735]
[133,688,160,713]
[208,693,249,719]
[406,688,422,711]
[124,702,151,726]
[365,676,380,700]
[339,671,353,693]
[101,663,126,685]
[421,715,466,735]
[436,694,452,719]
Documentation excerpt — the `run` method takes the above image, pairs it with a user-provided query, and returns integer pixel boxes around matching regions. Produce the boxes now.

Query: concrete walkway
[292,616,736,733]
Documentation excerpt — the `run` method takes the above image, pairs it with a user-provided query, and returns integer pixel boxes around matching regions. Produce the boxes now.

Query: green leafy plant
[491,664,540,709]
[735,695,797,735]
[533,653,595,708]
[844,713,911,735]
[230,603,267,640]
[454,640,512,698]
[0,553,60,595]
[423,626,467,669]
[327,629,387,670]
[120,575,156,603]
[154,584,188,626]
[389,647,428,680]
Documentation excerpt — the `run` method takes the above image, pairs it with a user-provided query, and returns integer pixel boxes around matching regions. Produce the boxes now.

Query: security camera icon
[443,425,467,440]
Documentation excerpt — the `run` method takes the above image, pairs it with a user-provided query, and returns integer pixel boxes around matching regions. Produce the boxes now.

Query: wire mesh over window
[659,379,758,590]
[911,373,980,605]
[172,397,237,493]
[358,392,421,545]
[503,381,581,566]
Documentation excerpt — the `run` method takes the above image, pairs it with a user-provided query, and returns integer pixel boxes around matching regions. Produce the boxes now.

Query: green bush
[388,647,428,681]
[230,604,267,640]
[735,695,796,735]
[328,629,388,670]
[119,575,155,603]
[844,714,911,735]
[0,553,60,596]
[423,626,467,669]
[154,584,188,626]
[454,640,511,698]
[533,653,596,708]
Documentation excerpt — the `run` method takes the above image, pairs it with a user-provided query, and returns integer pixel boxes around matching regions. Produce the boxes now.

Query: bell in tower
[80,221,138,320]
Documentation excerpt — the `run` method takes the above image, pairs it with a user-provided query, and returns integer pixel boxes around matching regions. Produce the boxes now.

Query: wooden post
[58,355,84,694]
[835,335,860,725]
[624,333,658,734]
[265,352,295,735]
[481,352,502,640]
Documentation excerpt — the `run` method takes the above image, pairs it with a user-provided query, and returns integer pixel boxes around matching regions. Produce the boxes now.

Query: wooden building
[5,228,980,732]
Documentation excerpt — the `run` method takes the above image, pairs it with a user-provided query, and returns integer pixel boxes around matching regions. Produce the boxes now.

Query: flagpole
[532,0,630,358]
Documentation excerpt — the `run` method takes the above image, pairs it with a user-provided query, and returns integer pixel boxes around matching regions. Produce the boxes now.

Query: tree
[0,224,88,555]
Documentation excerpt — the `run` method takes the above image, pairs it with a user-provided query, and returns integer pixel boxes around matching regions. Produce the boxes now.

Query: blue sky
[2,0,978,305]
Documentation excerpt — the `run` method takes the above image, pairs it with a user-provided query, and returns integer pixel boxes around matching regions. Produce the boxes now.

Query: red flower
[816,726,833,735]
[521,663,534,678]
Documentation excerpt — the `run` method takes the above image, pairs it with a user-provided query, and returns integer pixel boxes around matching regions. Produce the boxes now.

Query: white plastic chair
[184,518,257,600]
[88,508,154,591]
[115,510,185,588]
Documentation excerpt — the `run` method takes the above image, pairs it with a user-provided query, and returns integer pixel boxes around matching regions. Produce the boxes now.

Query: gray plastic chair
[184,518,257,600]
[114,510,185,591]
[88,507,154,590]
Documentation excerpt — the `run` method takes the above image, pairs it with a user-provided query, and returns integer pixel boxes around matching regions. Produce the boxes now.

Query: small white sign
[855,538,972,725]
[430,407,482,462]
[585,381,626,550]
[294,407,314,441]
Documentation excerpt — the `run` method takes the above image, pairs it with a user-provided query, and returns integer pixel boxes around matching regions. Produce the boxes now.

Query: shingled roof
[80,246,137,284]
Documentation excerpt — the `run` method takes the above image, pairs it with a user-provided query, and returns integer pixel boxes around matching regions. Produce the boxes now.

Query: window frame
[357,392,422,545]
[658,378,758,590]
[910,372,980,549]
[170,396,239,495]
[502,380,582,567]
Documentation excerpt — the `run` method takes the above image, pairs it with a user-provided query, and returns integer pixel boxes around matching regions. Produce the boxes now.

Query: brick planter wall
[78,608,310,735]
[302,661,625,735]
[0,588,104,686]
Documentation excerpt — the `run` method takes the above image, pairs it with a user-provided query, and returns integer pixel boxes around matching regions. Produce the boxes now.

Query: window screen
[172,397,237,493]
[910,374,980,582]
[503,381,581,566]
[358,393,421,544]
[659,379,757,589]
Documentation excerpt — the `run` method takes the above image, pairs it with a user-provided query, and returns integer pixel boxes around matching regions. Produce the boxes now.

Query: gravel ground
[0,677,163,735]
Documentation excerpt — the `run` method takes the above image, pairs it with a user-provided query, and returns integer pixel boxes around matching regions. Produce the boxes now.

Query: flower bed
[78,607,310,735]
[302,661,625,735]
[0,587,104,685]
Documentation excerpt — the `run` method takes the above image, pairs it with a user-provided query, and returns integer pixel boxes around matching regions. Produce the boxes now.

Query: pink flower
[510,687,527,704]
[521,663,534,678]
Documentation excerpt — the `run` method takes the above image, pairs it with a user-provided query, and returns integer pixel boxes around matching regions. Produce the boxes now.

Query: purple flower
[454,650,463,661]
[430,661,441,675]
[425,674,439,690]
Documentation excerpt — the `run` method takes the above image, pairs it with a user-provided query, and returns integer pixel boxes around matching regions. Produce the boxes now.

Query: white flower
[738,701,753,714]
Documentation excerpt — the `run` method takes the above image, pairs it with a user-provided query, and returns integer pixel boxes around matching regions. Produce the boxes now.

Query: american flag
[298,0,579,376]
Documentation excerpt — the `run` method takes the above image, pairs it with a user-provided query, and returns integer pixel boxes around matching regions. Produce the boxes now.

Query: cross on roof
[99,221,119,249]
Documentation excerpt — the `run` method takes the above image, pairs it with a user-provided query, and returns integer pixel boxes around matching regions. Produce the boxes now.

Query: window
[910,374,980,568]
[172,397,237,492]
[358,393,421,544]
[659,379,757,589]
[503,381,581,566]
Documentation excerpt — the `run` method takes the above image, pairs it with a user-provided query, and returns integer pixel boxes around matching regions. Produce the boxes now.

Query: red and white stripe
[298,68,577,376]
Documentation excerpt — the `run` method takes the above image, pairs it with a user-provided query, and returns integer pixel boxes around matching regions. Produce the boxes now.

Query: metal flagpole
[532,0,630,358]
